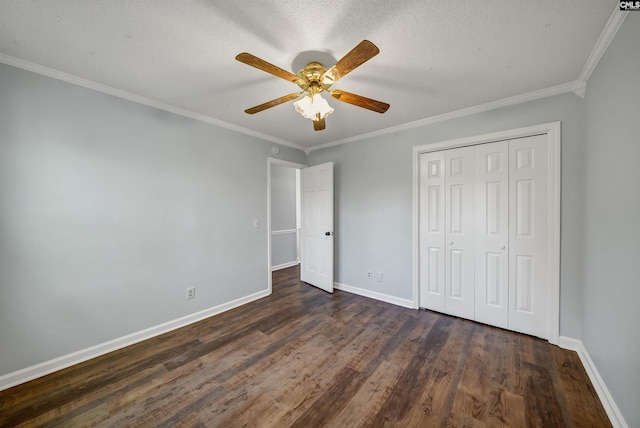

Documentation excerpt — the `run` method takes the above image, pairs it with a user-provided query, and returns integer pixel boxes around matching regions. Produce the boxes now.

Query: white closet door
[419,151,446,311]
[508,135,548,338]
[444,147,475,319]
[474,141,509,328]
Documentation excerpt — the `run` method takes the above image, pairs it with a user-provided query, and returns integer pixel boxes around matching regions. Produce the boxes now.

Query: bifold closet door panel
[419,151,446,311]
[474,141,509,329]
[508,134,548,338]
[444,146,475,319]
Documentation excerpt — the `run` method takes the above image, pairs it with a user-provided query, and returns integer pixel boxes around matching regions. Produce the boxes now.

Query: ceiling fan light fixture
[293,93,334,121]
[236,40,388,131]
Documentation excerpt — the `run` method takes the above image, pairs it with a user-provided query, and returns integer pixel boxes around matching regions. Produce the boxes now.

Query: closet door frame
[412,122,561,345]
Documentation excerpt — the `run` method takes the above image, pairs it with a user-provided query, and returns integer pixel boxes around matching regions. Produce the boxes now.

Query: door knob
[500,244,506,249]
[325,231,331,236]
[449,241,454,246]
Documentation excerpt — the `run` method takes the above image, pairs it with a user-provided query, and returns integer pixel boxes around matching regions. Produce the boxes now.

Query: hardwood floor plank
[548,345,611,427]
[0,266,612,427]
[451,326,526,427]
[368,315,460,427]
[331,360,405,427]
[27,364,167,427]
[208,392,287,428]
[273,309,425,427]
[288,366,362,427]
[396,317,475,428]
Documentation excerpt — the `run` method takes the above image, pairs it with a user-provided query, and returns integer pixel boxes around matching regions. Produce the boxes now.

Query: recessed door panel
[450,156,464,176]
[516,148,534,170]
[428,160,440,178]
[515,255,533,312]
[485,252,502,306]
[516,179,534,237]
[450,185,464,233]
[450,250,464,299]
[428,186,440,233]
[487,152,502,173]
[486,181,502,235]
[428,248,441,293]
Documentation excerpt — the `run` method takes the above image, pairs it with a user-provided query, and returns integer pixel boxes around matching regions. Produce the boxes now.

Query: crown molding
[307,80,583,153]
[0,54,306,152]
[304,6,629,154]
[573,85,587,99]
[577,8,629,87]
[3,5,627,156]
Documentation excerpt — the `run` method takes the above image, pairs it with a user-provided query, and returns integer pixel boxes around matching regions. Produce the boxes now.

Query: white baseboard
[271,261,299,271]
[558,336,628,428]
[0,288,271,392]
[334,282,415,309]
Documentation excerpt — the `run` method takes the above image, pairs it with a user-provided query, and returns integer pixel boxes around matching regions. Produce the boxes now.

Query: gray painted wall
[583,14,640,427]
[2,16,638,424]
[308,93,585,338]
[271,233,298,267]
[0,63,306,376]
[270,164,299,267]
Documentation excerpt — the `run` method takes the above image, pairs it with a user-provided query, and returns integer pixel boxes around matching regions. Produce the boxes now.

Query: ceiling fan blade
[244,92,302,114]
[313,115,326,131]
[321,40,380,85]
[236,52,301,84]
[330,90,390,113]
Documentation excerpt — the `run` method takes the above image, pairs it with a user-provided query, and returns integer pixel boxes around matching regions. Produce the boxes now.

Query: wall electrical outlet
[186,287,196,300]
[367,271,372,279]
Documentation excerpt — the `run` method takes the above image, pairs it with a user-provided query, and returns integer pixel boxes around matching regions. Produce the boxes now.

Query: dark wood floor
[0,266,610,427]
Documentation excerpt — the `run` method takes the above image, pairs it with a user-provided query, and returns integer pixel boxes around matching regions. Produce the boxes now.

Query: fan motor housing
[296,62,331,93]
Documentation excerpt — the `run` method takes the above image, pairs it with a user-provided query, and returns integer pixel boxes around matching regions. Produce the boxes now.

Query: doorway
[267,158,305,293]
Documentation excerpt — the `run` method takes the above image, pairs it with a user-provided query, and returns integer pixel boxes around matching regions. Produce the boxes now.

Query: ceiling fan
[235,40,390,131]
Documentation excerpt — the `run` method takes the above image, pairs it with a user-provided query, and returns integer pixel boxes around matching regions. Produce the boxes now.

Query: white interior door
[508,135,548,338]
[474,141,509,328]
[300,162,334,293]
[419,151,446,311]
[444,147,475,319]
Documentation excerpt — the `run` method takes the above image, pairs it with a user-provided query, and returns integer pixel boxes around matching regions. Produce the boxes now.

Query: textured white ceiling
[0,0,618,149]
